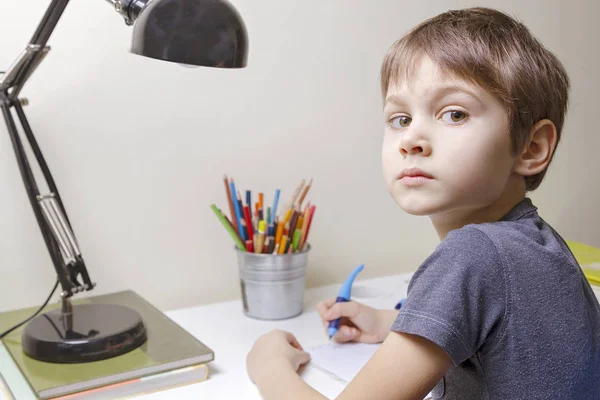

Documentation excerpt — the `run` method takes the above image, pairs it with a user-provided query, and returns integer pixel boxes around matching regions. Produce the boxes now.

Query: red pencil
[243,205,254,241]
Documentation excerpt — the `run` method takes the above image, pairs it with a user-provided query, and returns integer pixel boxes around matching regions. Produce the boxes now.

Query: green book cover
[0,290,213,399]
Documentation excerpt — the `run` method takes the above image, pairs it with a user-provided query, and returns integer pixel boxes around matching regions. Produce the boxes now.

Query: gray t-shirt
[392,198,600,399]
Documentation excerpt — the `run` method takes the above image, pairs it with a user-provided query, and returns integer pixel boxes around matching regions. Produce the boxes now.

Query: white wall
[1,0,598,312]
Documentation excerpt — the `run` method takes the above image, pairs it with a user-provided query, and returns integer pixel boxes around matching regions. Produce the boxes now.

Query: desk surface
[139,273,600,399]
[141,272,413,399]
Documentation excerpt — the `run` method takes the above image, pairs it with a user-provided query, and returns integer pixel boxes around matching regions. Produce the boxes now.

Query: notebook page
[307,342,379,383]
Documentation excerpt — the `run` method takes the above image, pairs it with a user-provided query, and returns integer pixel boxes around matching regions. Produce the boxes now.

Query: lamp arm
[0,0,142,299]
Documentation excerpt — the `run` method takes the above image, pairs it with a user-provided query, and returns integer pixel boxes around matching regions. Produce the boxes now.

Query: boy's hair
[380,7,570,190]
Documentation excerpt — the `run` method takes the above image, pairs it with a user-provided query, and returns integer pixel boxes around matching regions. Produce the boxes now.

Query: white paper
[307,342,433,399]
[307,342,380,383]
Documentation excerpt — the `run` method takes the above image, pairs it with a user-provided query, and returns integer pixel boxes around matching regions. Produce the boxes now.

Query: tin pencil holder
[235,244,310,320]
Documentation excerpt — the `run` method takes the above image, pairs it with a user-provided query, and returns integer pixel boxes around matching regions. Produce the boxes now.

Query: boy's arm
[338,331,451,400]
[253,330,451,400]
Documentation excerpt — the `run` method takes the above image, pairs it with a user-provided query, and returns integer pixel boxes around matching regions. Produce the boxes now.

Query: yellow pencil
[255,220,266,253]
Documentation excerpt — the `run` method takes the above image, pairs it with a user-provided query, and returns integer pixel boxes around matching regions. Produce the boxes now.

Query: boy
[246,7,600,399]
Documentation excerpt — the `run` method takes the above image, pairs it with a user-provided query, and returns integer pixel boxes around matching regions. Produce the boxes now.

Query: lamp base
[22,303,147,363]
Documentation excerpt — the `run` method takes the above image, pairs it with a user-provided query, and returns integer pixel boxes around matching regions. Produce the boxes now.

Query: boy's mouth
[397,168,434,187]
[398,168,434,180]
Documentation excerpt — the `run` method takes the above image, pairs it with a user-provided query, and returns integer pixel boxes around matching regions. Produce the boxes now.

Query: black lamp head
[126,0,248,68]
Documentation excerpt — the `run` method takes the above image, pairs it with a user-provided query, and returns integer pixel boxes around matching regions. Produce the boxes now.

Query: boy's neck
[430,176,527,240]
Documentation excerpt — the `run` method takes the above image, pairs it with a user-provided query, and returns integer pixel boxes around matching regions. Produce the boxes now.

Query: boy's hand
[316,299,397,343]
[246,330,311,385]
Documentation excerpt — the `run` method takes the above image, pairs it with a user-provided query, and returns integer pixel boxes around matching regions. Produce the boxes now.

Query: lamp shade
[130,0,248,68]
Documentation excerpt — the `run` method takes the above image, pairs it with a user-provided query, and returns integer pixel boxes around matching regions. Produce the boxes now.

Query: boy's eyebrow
[385,84,485,107]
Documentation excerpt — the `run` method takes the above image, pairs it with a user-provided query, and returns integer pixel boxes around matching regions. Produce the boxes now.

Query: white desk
[141,273,414,399]
[140,273,600,399]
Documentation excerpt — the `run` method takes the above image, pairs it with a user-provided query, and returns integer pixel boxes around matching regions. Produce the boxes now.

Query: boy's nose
[399,137,432,157]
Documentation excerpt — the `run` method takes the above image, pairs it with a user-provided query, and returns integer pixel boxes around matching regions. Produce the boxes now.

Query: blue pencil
[246,190,252,208]
[230,180,245,240]
[272,189,281,223]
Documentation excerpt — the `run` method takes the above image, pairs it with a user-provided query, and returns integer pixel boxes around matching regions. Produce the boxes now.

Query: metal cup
[235,244,310,320]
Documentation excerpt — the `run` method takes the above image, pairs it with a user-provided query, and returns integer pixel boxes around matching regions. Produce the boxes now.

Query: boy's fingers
[316,298,337,320]
[297,350,311,366]
[285,331,304,351]
[334,325,360,343]
[326,301,360,320]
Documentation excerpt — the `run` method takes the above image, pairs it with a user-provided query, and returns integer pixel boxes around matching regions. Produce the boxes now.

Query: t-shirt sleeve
[391,226,506,366]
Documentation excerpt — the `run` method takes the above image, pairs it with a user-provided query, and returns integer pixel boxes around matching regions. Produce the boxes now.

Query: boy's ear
[513,119,558,177]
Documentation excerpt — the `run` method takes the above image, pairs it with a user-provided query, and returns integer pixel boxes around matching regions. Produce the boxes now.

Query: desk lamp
[0,0,248,363]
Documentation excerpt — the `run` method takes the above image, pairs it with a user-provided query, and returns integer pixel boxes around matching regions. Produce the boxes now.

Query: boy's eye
[441,110,467,123]
[390,116,412,128]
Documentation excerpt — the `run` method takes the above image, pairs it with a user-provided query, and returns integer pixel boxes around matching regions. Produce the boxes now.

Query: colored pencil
[296,178,312,209]
[255,220,266,254]
[285,179,305,211]
[246,190,252,208]
[258,192,264,210]
[283,209,293,225]
[272,189,281,222]
[288,211,300,240]
[216,177,317,254]
[298,204,311,250]
[267,236,276,253]
[292,228,302,251]
[243,205,254,241]
[210,204,246,251]
[223,213,244,246]
[278,236,288,254]
[224,175,238,232]
[236,191,247,241]
[275,220,284,246]
[301,205,316,250]
[230,179,244,240]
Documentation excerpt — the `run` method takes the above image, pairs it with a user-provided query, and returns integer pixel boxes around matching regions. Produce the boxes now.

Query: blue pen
[328,264,364,339]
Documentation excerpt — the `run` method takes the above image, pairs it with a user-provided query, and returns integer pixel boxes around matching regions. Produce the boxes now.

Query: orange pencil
[302,205,316,250]
[298,205,311,250]
[296,178,313,209]
[275,220,284,246]
[224,175,238,232]
[258,192,264,210]
[278,236,289,254]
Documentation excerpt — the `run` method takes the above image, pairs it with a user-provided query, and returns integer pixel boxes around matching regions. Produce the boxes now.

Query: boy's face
[382,56,517,218]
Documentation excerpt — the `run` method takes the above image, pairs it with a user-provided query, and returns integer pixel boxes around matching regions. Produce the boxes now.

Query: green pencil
[211,204,246,251]
[292,228,302,252]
